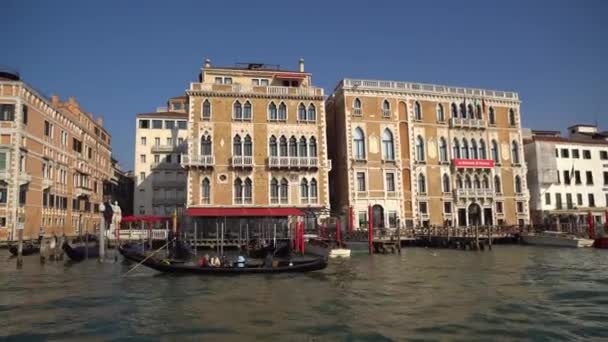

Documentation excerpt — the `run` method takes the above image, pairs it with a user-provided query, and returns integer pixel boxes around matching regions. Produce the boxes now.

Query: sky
[2,0,607,170]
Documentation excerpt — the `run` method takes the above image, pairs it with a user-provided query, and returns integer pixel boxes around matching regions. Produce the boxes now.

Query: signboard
[453,159,495,168]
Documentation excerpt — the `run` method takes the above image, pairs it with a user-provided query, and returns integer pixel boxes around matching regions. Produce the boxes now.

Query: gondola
[9,242,40,256]
[62,240,99,262]
[118,244,327,275]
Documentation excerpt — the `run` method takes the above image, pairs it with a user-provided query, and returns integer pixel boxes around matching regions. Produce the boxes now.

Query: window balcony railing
[182,154,214,168]
[75,185,92,197]
[356,191,367,198]
[42,178,53,189]
[270,197,279,204]
[450,117,486,129]
[200,197,210,205]
[455,188,494,198]
[232,156,253,168]
[0,170,9,180]
[191,83,324,97]
[382,110,391,118]
[151,144,185,153]
[268,156,319,169]
[420,213,430,221]
[352,108,362,116]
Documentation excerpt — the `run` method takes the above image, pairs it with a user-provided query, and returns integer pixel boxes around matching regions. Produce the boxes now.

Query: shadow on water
[1,246,608,340]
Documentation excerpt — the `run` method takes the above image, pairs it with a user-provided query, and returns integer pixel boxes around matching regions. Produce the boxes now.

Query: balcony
[190,83,324,98]
[75,185,92,197]
[151,161,184,170]
[232,156,253,168]
[181,155,214,168]
[450,117,486,129]
[420,213,430,221]
[42,178,53,189]
[452,159,495,169]
[352,108,362,116]
[151,144,185,153]
[382,110,392,118]
[18,173,32,186]
[268,156,319,169]
[0,170,9,180]
[455,188,494,199]
[300,197,318,205]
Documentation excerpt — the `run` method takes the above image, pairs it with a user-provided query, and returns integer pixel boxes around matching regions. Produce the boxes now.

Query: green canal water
[1,246,607,341]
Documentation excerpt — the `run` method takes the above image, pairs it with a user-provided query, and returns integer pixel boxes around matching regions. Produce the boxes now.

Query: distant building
[103,158,134,216]
[327,79,529,228]
[524,125,608,226]
[0,69,112,241]
[133,96,189,216]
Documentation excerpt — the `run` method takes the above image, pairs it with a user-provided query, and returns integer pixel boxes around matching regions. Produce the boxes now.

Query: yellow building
[327,79,529,228]
[183,59,330,229]
[0,70,112,241]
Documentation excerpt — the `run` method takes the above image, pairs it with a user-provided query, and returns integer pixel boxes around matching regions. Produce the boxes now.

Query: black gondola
[62,240,99,262]
[9,242,40,256]
[118,244,327,275]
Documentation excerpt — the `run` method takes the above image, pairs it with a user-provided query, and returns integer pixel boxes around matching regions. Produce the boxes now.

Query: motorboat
[522,231,594,248]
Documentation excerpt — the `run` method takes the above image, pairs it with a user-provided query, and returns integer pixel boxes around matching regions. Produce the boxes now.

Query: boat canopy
[121,215,171,223]
[186,207,304,217]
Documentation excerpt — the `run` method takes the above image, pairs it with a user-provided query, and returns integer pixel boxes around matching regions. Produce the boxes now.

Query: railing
[232,156,253,168]
[75,185,92,196]
[450,117,487,129]
[111,229,169,241]
[151,144,185,153]
[18,173,32,185]
[268,156,319,169]
[190,83,324,97]
[341,79,518,101]
[182,155,214,167]
[0,171,9,179]
[42,178,53,189]
[455,188,494,198]
[352,108,362,116]
[382,110,391,118]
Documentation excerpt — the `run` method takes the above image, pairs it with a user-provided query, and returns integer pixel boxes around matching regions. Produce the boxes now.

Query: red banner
[453,159,495,168]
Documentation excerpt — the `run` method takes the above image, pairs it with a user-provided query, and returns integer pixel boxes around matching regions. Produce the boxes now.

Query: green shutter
[0,153,5,170]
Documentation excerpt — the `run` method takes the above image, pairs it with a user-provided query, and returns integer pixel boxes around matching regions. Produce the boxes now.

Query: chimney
[204,58,211,68]
[298,58,305,72]
[51,94,60,106]
[96,117,103,126]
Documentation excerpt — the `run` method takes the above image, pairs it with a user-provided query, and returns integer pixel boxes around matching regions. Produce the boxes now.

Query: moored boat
[522,231,594,248]
[62,238,100,262]
[9,242,40,256]
[118,244,327,275]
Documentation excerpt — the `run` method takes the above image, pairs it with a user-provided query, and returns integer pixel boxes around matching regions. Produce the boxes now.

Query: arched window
[476,104,482,119]
[470,139,478,159]
[243,101,252,120]
[465,175,472,189]
[354,128,366,160]
[270,178,279,202]
[509,109,516,126]
[456,175,463,189]
[436,104,444,122]
[439,137,448,162]
[473,176,481,189]
[479,139,486,159]
[382,128,395,161]
[414,101,422,120]
[289,136,298,156]
[307,104,316,121]
[482,175,489,189]
[233,100,242,119]
[299,136,308,157]
[278,102,287,121]
[310,178,318,200]
[451,103,458,118]
[383,99,391,116]
[269,136,278,157]
[280,178,288,203]
[244,178,252,203]
[515,176,522,193]
[512,140,520,164]
[461,139,469,159]
[300,178,309,200]
[453,138,461,159]
[460,103,467,118]
[489,107,496,125]
[201,135,212,155]
[415,136,425,162]
[279,136,288,156]
[418,173,426,193]
[494,175,502,193]
[491,140,499,162]
[467,104,474,118]
[201,178,210,204]
[353,98,362,115]
[268,102,277,120]
[442,174,451,192]
[244,135,252,156]
[309,137,317,157]
[298,103,306,121]
[202,100,211,119]
[233,135,242,156]
[234,178,243,203]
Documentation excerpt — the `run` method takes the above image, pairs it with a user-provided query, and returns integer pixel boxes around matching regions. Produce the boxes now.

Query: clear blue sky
[3,0,607,170]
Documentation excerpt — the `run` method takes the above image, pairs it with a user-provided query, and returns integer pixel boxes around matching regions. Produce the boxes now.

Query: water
[1,246,608,341]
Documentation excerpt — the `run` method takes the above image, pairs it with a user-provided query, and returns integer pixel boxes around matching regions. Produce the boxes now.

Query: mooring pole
[16,225,23,269]
[273,223,277,249]
[246,223,250,256]
[99,207,106,262]
[216,222,219,255]
[488,225,492,250]
[221,221,225,256]
[368,205,374,255]
[335,218,341,245]
[194,221,198,257]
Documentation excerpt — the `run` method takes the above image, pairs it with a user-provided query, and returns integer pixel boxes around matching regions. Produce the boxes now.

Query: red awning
[121,215,170,223]
[275,73,306,79]
[186,207,304,217]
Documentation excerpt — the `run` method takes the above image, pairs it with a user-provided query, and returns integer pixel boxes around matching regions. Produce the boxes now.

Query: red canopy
[121,215,170,223]
[186,207,304,217]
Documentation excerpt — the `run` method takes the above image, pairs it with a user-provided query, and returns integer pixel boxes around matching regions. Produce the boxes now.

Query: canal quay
[2,245,608,340]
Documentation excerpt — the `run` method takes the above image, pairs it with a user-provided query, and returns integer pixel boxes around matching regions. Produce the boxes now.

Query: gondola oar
[123,239,173,277]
